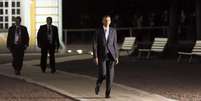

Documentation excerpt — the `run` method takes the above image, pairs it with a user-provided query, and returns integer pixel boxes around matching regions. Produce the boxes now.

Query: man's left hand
[115,58,119,64]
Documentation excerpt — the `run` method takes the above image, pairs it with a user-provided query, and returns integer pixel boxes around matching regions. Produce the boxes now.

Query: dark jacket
[37,24,60,49]
[93,27,118,61]
[7,25,29,50]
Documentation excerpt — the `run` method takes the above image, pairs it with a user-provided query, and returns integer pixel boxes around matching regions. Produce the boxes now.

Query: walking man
[93,15,119,98]
[37,17,60,73]
[7,16,29,75]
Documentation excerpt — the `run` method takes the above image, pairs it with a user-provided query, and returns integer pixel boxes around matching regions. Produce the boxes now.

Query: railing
[63,26,168,45]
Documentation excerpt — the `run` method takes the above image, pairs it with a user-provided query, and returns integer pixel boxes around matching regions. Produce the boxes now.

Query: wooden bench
[137,38,168,59]
[177,40,201,63]
[119,37,136,55]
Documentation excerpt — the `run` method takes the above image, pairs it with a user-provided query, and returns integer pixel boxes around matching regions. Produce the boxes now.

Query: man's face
[102,16,111,27]
[15,19,21,26]
[46,17,52,25]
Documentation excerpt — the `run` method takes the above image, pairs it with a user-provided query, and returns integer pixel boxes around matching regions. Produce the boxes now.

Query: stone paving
[0,54,176,101]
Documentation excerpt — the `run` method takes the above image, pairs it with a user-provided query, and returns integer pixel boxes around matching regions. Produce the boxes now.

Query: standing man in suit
[37,17,60,74]
[7,16,29,75]
[93,15,119,98]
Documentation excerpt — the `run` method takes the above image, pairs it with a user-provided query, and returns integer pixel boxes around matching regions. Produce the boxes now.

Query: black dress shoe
[51,69,56,74]
[41,68,46,73]
[95,85,100,95]
[15,71,21,75]
[105,95,111,98]
[42,70,46,73]
[105,90,111,98]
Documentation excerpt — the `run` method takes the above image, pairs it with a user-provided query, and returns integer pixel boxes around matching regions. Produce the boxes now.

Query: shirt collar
[103,26,109,31]
[47,24,52,27]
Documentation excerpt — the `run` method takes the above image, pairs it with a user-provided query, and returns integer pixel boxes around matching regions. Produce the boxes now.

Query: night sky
[62,0,195,28]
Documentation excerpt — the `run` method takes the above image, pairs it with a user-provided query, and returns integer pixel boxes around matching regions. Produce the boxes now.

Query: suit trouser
[40,47,55,71]
[97,54,115,95]
[11,45,25,72]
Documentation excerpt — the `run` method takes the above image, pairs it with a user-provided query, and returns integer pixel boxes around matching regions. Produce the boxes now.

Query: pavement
[0,75,73,101]
[0,54,176,101]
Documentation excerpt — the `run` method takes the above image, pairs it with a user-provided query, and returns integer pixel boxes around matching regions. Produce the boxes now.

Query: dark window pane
[17,2,20,7]
[5,2,8,7]
[5,23,8,29]
[12,2,15,7]
[0,2,3,7]
[0,16,3,22]
[0,9,3,15]
[12,16,15,21]
[5,9,8,14]
[5,16,8,22]
[0,23,3,29]
[12,9,15,14]
[17,9,20,14]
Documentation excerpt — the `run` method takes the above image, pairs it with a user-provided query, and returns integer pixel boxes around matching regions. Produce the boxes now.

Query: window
[5,2,8,7]
[0,23,3,29]
[17,9,20,14]
[5,23,8,29]
[5,9,8,14]
[0,2,3,7]
[17,2,20,7]
[0,0,21,30]
[12,2,15,7]
[12,9,15,14]
[0,17,2,22]
[5,16,8,21]
[12,16,15,21]
[0,9,3,15]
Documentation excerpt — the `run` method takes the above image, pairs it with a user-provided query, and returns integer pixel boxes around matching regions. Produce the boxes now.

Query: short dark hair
[102,15,111,20]
[47,17,52,20]
[15,16,21,22]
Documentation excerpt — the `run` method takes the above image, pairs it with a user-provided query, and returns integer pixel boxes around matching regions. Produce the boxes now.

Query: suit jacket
[7,25,29,50]
[93,26,118,61]
[37,24,60,49]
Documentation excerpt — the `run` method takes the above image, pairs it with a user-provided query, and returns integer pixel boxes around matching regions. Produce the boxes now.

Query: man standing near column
[93,15,119,98]
[37,17,60,73]
[7,16,29,75]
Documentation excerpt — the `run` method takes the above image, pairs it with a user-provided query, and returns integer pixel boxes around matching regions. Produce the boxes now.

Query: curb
[57,71,177,101]
[0,72,80,101]
[0,55,178,101]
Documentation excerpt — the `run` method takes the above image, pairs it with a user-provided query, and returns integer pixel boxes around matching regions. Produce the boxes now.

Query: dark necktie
[47,26,53,44]
[16,28,21,44]
[16,28,19,35]
[47,26,51,34]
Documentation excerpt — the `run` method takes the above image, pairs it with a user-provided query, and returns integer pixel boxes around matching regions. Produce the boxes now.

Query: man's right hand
[94,57,99,65]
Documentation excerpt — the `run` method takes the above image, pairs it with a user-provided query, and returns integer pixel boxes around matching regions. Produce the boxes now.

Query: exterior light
[89,51,93,56]
[76,49,83,54]
[67,50,72,53]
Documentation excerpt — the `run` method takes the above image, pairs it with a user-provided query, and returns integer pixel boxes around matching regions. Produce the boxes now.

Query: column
[30,0,36,48]
[165,0,179,57]
[196,0,201,39]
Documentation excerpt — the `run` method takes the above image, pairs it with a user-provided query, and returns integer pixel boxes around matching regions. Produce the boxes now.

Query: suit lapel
[100,27,112,45]
[107,27,112,44]
[13,26,22,37]
[100,28,107,44]
[45,25,48,34]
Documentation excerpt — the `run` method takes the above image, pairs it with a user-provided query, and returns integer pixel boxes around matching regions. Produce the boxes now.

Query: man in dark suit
[37,17,60,74]
[93,15,119,98]
[7,16,29,75]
